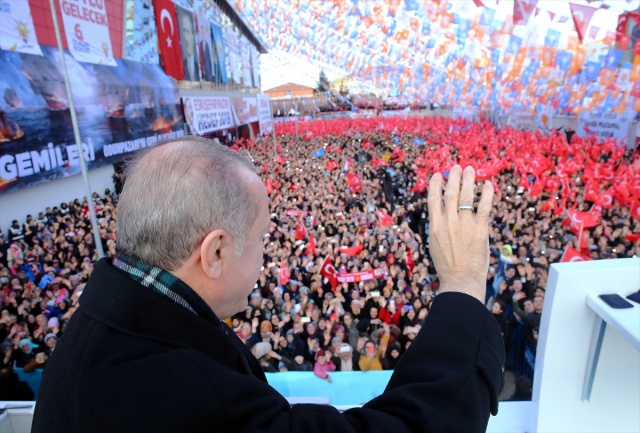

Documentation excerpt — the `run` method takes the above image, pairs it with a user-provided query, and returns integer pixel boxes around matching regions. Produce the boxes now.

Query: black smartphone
[625,291,640,305]
[599,294,634,309]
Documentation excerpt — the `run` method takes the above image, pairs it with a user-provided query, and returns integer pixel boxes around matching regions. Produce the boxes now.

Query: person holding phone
[32,137,504,433]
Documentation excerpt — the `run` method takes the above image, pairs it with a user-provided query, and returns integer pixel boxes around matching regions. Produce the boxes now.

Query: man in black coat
[32,138,504,432]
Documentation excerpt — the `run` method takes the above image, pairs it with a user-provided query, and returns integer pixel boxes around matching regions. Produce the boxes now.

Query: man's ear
[200,229,227,279]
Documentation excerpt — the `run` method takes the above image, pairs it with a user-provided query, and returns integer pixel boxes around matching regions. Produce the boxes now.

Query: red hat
[315,349,326,360]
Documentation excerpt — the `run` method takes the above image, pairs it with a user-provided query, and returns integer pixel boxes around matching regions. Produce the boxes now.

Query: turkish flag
[619,34,631,51]
[326,160,338,171]
[569,2,598,43]
[392,147,406,163]
[599,188,614,209]
[278,262,290,286]
[561,246,593,263]
[513,0,538,25]
[376,209,393,227]
[405,251,416,277]
[625,233,640,244]
[617,13,629,40]
[306,233,317,256]
[320,256,339,291]
[412,176,427,194]
[154,0,185,80]
[370,157,386,168]
[294,219,307,241]
[568,210,600,228]
[337,244,364,256]
[345,173,362,193]
[541,197,556,213]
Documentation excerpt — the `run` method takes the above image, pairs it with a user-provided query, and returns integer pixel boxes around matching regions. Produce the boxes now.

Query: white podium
[532,257,640,433]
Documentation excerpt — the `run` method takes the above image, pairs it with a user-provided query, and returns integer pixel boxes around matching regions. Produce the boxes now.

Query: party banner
[285,210,308,217]
[0,46,183,194]
[336,267,387,283]
[509,112,533,131]
[256,94,272,134]
[232,97,259,125]
[210,23,228,84]
[240,36,252,87]
[0,0,43,55]
[58,0,116,66]
[576,112,630,144]
[123,0,159,64]
[225,27,241,84]
[182,96,235,136]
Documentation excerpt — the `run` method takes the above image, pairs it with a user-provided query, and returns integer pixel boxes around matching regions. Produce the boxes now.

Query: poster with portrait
[210,23,228,84]
[176,5,200,81]
[0,46,184,194]
[58,0,116,66]
[196,15,215,82]
[0,0,43,56]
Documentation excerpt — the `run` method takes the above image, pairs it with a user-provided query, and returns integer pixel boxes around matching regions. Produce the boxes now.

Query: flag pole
[577,221,585,252]
[49,0,105,259]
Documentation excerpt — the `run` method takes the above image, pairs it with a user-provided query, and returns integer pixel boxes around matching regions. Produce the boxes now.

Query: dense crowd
[1,115,639,399]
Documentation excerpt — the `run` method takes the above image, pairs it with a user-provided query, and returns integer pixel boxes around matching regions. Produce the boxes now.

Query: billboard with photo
[182,96,235,136]
[0,46,184,194]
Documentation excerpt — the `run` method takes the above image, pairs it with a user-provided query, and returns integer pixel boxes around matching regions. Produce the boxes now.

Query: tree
[316,70,331,93]
[339,79,349,97]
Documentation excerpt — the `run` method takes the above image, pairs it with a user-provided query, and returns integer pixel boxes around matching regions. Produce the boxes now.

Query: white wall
[0,165,115,233]
[533,258,640,433]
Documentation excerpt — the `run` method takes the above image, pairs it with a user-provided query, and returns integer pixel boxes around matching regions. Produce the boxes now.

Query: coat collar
[79,258,266,381]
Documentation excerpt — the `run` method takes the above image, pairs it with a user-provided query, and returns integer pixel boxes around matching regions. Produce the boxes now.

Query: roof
[264,83,317,94]
[220,0,268,54]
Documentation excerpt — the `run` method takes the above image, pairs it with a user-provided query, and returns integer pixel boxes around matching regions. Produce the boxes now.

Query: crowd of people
[1,115,639,399]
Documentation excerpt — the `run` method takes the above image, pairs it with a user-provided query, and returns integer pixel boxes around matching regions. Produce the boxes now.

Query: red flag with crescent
[337,244,364,257]
[376,209,393,227]
[561,246,592,263]
[320,256,339,291]
[569,3,598,43]
[278,262,290,286]
[412,176,428,194]
[154,0,185,80]
[306,233,317,256]
[346,173,363,193]
[294,219,307,241]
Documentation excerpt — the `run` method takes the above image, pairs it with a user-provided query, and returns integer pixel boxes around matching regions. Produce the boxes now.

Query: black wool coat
[32,259,504,433]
